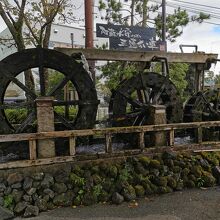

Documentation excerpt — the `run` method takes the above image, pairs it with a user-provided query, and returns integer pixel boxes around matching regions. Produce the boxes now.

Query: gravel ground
[15,186,220,220]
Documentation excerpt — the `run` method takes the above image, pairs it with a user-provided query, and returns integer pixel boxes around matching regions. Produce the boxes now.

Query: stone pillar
[36,97,55,158]
[148,105,167,146]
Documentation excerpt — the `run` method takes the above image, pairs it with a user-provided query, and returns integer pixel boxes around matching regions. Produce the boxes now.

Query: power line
[169,0,220,11]
[151,0,220,20]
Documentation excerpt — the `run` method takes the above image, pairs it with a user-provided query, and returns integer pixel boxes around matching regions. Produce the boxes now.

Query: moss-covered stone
[188,174,197,182]
[108,166,118,178]
[122,185,136,201]
[191,166,202,178]
[139,156,151,166]
[173,166,181,173]
[181,168,190,177]
[71,165,83,176]
[167,176,177,189]
[91,165,100,174]
[154,177,167,187]
[202,171,216,187]
[134,185,145,197]
[149,160,161,169]
[92,174,102,185]
[185,180,195,188]
[82,192,97,206]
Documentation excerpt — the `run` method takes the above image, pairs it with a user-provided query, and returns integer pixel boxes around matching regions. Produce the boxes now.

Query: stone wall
[0,151,220,217]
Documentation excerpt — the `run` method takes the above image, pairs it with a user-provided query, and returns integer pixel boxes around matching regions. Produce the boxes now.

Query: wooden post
[169,129,175,147]
[105,133,112,153]
[29,139,37,160]
[36,97,55,158]
[139,131,145,150]
[148,105,167,146]
[69,136,76,156]
[197,126,203,144]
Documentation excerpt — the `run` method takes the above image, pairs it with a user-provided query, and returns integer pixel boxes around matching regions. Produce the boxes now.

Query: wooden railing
[0,121,220,169]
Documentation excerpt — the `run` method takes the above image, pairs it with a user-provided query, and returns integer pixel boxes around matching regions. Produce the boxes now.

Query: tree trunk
[131,0,135,26]
[142,0,148,27]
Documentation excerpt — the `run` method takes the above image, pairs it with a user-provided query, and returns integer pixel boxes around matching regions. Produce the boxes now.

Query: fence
[0,121,220,169]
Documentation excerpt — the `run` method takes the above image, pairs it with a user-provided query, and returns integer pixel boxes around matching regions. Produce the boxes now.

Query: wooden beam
[29,140,37,160]
[55,48,218,64]
[69,136,76,156]
[0,121,220,143]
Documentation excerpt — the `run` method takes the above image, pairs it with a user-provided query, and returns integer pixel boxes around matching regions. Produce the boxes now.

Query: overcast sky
[0,0,220,72]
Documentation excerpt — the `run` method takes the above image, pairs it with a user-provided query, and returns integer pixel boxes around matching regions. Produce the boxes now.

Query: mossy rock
[162,151,177,160]
[102,178,113,192]
[91,165,100,174]
[139,156,151,166]
[140,177,151,189]
[181,168,190,177]
[144,184,153,195]
[108,166,118,178]
[69,173,85,187]
[134,162,148,175]
[99,190,110,202]
[122,184,136,201]
[185,180,195,188]
[176,181,184,191]
[134,185,145,197]
[73,196,81,206]
[202,171,216,187]
[158,186,173,194]
[99,162,109,172]
[188,174,197,182]
[150,183,159,193]
[154,177,167,187]
[92,174,102,185]
[82,192,97,206]
[163,159,174,168]
[191,166,202,178]
[172,166,181,173]
[167,176,177,189]
[71,165,83,176]
[149,160,161,169]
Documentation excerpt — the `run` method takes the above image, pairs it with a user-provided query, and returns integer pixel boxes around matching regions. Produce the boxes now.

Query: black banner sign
[96,23,164,51]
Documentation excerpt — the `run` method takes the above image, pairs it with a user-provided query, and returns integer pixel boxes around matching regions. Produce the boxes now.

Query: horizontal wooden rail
[0,120,220,169]
[1,121,220,143]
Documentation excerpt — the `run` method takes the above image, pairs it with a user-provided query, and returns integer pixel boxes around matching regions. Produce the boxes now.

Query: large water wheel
[109,72,183,127]
[0,48,98,134]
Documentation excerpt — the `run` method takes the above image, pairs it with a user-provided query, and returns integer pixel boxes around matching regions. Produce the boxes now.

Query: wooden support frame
[55,48,218,64]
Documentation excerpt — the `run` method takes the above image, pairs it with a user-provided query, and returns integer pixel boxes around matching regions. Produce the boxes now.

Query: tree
[0,0,75,94]
[98,0,210,42]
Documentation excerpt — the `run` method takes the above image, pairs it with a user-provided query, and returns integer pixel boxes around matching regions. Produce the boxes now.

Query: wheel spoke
[6,75,36,99]
[0,101,34,110]
[152,82,167,104]
[116,90,143,108]
[54,111,75,129]
[15,111,36,133]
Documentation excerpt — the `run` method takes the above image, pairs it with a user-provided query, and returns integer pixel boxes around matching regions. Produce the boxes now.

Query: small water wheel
[109,72,182,127]
[0,48,98,134]
[184,89,220,122]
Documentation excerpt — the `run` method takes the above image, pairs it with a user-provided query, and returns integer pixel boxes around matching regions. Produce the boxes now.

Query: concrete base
[36,97,55,158]
[148,105,167,147]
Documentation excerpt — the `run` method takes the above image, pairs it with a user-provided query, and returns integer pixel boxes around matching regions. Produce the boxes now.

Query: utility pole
[162,0,166,48]
[84,0,95,82]
[161,0,167,75]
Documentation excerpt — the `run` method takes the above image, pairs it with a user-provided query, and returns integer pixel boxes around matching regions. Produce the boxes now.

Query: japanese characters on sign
[96,23,165,51]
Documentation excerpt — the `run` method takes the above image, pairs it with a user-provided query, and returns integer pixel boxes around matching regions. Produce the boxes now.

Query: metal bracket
[179,44,198,53]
